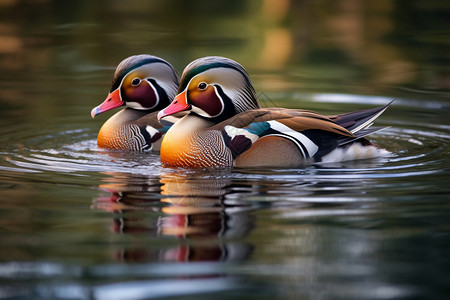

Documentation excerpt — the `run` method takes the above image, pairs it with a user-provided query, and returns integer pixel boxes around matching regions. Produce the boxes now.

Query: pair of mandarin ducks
[91,54,391,168]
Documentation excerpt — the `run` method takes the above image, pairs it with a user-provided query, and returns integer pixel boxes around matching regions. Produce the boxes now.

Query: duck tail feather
[337,126,390,146]
[330,100,394,134]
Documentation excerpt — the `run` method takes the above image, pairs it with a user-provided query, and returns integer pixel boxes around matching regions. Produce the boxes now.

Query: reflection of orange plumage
[159,173,227,237]
[158,212,223,238]
[160,172,229,198]
[90,172,253,262]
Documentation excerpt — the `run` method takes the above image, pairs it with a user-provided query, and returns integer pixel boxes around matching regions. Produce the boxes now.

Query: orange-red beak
[91,89,124,118]
[157,90,191,121]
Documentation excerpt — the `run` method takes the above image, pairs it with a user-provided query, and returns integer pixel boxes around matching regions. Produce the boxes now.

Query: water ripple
[0,95,448,202]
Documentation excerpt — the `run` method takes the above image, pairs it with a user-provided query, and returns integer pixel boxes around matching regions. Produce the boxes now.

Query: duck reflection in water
[91,171,254,263]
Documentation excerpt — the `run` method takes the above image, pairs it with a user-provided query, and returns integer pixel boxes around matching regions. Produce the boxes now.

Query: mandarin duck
[91,54,179,151]
[157,56,391,168]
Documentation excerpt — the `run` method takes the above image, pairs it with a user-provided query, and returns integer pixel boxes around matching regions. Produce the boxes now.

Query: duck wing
[213,108,353,137]
[215,103,391,161]
[213,108,353,160]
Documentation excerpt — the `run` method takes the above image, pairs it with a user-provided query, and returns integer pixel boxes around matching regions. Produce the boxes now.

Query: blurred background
[0,0,449,118]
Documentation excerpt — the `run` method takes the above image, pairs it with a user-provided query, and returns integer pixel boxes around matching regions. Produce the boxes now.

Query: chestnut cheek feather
[191,88,223,117]
[128,84,157,108]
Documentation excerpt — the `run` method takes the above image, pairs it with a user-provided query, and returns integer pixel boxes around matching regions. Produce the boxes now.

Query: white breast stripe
[267,121,319,157]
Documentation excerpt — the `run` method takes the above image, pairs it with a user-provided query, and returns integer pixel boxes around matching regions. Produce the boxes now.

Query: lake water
[0,1,449,299]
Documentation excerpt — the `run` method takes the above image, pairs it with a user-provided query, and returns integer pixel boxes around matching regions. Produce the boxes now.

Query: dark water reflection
[92,172,254,263]
[1,0,450,299]
[0,102,449,298]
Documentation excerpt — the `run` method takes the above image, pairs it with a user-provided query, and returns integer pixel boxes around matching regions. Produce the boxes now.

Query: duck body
[158,56,391,168]
[97,109,169,151]
[91,54,179,151]
[161,107,390,168]
[161,114,232,167]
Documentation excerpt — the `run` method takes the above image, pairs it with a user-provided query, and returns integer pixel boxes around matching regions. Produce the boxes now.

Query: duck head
[157,56,259,123]
[91,54,179,118]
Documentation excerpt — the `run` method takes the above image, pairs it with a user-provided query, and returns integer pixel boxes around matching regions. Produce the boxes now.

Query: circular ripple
[1,95,449,193]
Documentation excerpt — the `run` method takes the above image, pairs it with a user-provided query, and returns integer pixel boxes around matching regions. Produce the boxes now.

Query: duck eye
[131,78,141,86]
[198,82,207,90]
